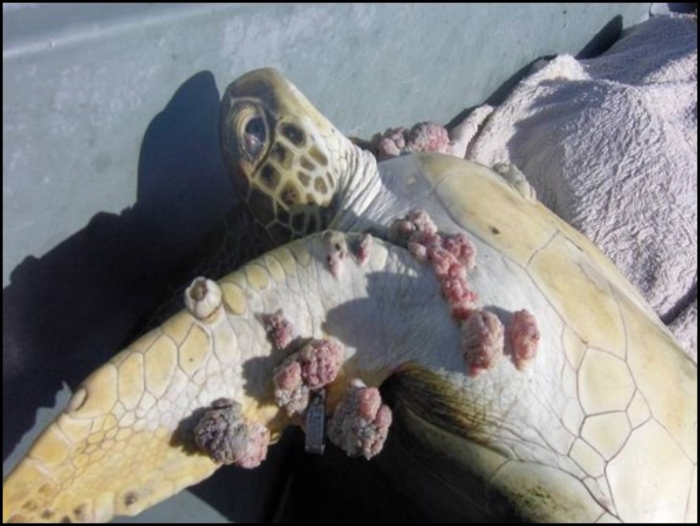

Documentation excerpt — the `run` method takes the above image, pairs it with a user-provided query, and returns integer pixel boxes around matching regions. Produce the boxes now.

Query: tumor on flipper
[273,339,344,416]
[259,308,296,351]
[327,379,393,460]
[193,398,270,468]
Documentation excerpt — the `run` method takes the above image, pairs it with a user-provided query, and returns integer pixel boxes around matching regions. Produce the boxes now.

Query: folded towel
[460,15,697,359]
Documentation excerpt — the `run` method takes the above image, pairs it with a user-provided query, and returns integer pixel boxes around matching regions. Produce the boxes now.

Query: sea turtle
[3,68,696,523]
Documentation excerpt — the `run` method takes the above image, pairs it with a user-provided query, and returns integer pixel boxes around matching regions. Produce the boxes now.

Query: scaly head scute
[221,67,360,243]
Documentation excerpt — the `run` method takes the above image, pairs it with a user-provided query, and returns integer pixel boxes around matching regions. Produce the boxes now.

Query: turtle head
[221,68,361,243]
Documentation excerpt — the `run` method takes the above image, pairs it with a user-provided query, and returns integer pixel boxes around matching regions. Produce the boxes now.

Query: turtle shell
[357,152,697,522]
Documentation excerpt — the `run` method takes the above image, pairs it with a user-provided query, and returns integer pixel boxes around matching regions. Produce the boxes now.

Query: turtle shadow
[3,70,230,462]
[2,71,283,521]
[277,427,430,523]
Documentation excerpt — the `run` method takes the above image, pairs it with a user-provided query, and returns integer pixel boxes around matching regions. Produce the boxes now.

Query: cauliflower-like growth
[273,339,344,416]
[461,309,505,376]
[327,379,393,459]
[193,398,270,468]
[508,309,540,370]
[371,122,451,161]
[259,309,296,351]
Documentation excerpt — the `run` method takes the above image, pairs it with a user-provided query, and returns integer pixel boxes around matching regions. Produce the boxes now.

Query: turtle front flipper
[2,279,288,523]
[1,316,267,523]
[2,231,462,523]
[2,371,218,522]
[381,363,609,523]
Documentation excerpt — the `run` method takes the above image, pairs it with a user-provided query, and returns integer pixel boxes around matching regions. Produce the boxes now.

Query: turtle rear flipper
[382,364,606,522]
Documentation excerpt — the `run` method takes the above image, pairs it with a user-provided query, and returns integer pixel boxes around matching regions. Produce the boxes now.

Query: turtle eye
[243,116,266,159]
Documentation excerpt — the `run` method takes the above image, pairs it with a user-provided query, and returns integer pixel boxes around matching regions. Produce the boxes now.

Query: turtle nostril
[281,123,305,146]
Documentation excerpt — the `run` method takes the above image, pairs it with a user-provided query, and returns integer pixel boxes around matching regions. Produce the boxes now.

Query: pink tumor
[462,310,505,376]
[405,122,451,154]
[391,208,540,377]
[408,241,428,263]
[355,233,373,266]
[393,209,479,325]
[443,279,479,316]
[274,360,302,391]
[237,421,271,469]
[327,379,393,459]
[371,122,451,161]
[273,361,308,416]
[451,303,477,321]
[273,339,344,416]
[373,127,407,159]
[392,219,417,237]
[442,233,477,271]
[406,209,438,235]
[441,275,469,304]
[427,246,454,278]
[298,339,344,389]
[390,208,438,246]
[260,309,295,351]
[508,309,540,371]
[193,399,270,469]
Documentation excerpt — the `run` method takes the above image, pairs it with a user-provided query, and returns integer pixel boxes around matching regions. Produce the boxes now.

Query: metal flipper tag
[305,390,326,455]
